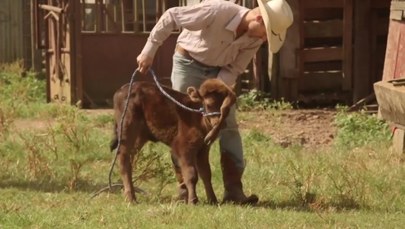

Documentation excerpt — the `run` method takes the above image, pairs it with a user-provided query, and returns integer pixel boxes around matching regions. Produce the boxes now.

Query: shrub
[237,89,292,111]
[334,109,391,149]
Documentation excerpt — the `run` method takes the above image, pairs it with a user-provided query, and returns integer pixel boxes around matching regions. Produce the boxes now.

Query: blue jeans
[170,52,245,170]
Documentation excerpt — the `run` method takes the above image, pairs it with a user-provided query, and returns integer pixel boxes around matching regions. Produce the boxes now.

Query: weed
[0,62,46,118]
[237,89,292,111]
[17,132,54,181]
[334,110,391,149]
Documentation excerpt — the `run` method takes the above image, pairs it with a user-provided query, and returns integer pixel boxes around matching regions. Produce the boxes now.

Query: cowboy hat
[257,0,293,53]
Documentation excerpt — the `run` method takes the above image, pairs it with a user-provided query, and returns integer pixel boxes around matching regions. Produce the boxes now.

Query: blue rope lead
[109,69,138,191]
[149,69,221,117]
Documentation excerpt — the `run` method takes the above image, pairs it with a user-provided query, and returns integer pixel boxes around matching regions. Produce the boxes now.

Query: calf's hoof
[188,197,199,205]
[124,191,137,203]
[173,188,188,203]
[207,199,218,205]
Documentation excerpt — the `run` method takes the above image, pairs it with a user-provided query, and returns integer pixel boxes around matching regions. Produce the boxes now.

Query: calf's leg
[177,153,199,204]
[116,115,147,203]
[118,143,136,202]
[171,154,188,202]
[196,148,217,204]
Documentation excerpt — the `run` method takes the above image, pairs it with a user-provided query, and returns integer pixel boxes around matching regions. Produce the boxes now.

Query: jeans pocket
[174,52,193,65]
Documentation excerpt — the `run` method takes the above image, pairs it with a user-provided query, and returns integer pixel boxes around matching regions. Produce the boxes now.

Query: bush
[334,109,391,149]
[237,89,292,111]
[0,62,47,118]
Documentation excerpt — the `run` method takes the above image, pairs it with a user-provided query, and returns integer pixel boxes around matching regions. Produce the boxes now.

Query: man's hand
[136,54,153,74]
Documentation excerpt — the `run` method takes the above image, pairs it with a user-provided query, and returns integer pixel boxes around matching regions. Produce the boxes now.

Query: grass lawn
[1,63,404,228]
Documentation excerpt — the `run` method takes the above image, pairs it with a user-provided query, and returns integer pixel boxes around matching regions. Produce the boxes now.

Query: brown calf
[110,78,236,204]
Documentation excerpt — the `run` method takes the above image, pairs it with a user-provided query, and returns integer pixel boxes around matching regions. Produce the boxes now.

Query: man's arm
[217,43,262,86]
[137,2,216,73]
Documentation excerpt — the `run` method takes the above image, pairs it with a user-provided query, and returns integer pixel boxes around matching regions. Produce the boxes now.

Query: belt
[175,45,216,68]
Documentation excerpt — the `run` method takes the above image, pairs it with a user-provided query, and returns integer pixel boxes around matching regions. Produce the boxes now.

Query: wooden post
[72,0,83,106]
[393,127,405,154]
[342,0,353,91]
[353,0,371,103]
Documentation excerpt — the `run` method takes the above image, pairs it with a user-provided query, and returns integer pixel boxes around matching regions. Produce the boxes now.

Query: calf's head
[187,79,236,145]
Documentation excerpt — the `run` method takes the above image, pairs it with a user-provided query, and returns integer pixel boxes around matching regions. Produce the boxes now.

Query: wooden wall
[382,0,405,81]
[0,0,24,63]
[274,0,390,105]
[0,0,42,70]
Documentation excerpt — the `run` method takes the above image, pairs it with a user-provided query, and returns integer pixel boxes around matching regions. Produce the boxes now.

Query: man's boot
[221,152,258,205]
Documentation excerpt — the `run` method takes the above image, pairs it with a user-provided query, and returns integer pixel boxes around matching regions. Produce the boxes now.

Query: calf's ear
[187,86,202,102]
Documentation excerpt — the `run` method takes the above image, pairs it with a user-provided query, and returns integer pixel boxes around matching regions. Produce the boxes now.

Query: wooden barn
[11,0,394,107]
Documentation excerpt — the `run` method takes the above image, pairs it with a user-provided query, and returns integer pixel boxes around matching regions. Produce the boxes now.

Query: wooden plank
[382,20,405,81]
[301,0,344,9]
[0,0,25,63]
[73,0,83,105]
[298,0,305,79]
[298,71,342,91]
[304,19,343,38]
[375,18,389,36]
[393,128,405,154]
[301,47,343,62]
[303,8,342,21]
[371,0,390,9]
[95,0,102,32]
[374,80,405,126]
[304,37,342,48]
[342,0,353,91]
[353,0,371,103]
[390,1,405,10]
[304,61,342,71]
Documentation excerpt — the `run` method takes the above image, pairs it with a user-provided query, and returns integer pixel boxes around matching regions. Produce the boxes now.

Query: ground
[81,108,338,149]
[238,109,337,148]
[15,108,337,149]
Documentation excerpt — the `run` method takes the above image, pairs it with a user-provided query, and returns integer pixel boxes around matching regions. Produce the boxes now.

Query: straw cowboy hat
[257,0,294,53]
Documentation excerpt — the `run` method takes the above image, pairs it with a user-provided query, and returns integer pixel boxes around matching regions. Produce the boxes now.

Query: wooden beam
[342,0,353,91]
[304,20,343,38]
[301,0,344,9]
[393,128,405,154]
[301,47,343,62]
[38,4,64,14]
[298,71,342,91]
[353,0,371,103]
[372,0,392,9]
[374,81,405,126]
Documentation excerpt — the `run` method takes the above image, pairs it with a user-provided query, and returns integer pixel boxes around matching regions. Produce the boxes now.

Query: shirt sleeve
[141,3,216,59]
[217,42,262,86]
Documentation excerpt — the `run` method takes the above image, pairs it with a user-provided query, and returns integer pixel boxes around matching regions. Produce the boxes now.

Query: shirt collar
[225,8,249,34]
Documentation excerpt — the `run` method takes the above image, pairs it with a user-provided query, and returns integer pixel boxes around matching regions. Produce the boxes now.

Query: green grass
[1,63,404,228]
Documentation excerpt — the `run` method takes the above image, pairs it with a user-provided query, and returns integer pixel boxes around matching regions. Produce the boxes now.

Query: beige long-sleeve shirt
[141,0,263,85]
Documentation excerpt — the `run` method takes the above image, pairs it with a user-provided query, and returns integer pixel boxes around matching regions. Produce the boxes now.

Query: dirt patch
[239,109,337,148]
[13,119,55,132]
[13,109,337,148]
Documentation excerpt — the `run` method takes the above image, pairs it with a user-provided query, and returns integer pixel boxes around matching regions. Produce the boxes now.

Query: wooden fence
[0,0,40,70]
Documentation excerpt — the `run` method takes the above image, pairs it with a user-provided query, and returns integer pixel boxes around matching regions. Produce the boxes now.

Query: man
[137,0,293,204]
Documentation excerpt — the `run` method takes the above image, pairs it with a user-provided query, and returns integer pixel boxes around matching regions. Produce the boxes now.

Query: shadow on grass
[0,177,369,211]
[0,177,120,195]
[255,198,366,212]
